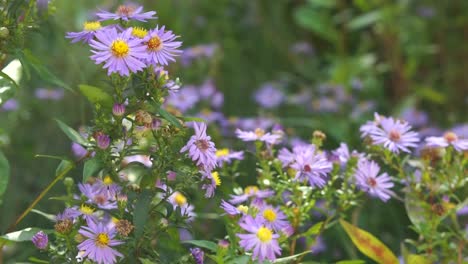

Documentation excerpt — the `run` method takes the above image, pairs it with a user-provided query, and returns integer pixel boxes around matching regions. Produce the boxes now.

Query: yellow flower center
[111,40,130,58]
[216,148,230,157]
[132,27,148,38]
[444,131,458,143]
[212,172,221,186]
[244,186,259,195]
[256,226,273,242]
[147,36,163,51]
[103,175,113,185]
[174,193,187,206]
[116,5,135,16]
[237,205,249,214]
[263,209,277,222]
[80,204,95,215]
[83,21,101,31]
[95,233,110,247]
[254,128,265,138]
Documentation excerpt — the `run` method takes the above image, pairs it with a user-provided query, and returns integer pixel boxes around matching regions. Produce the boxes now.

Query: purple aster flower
[229,186,274,204]
[236,117,274,131]
[123,155,153,167]
[332,143,365,166]
[35,88,64,100]
[168,191,196,222]
[190,248,204,264]
[199,79,217,99]
[290,147,332,188]
[254,83,284,109]
[66,21,104,44]
[143,26,182,66]
[180,122,217,171]
[72,142,88,158]
[452,124,468,139]
[400,107,429,128]
[79,183,117,210]
[364,115,420,153]
[201,171,221,198]
[181,43,218,66]
[425,131,468,152]
[166,85,200,113]
[259,205,290,233]
[215,148,244,166]
[96,5,156,22]
[1,99,18,111]
[236,128,282,145]
[32,231,48,250]
[457,206,468,216]
[95,133,110,150]
[167,171,177,181]
[77,220,123,264]
[354,159,394,202]
[310,236,326,255]
[90,27,147,76]
[237,215,281,262]
[220,199,242,215]
[67,204,98,222]
[278,144,314,168]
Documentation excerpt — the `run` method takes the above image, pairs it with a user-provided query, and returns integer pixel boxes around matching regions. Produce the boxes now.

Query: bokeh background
[1,0,467,262]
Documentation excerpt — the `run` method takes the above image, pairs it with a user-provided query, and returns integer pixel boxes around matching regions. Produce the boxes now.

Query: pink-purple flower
[259,205,291,234]
[236,128,282,145]
[290,146,332,188]
[66,21,105,44]
[180,122,217,172]
[96,5,157,22]
[229,186,274,204]
[425,131,468,152]
[354,159,394,202]
[77,220,123,264]
[143,26,182,66]
[90,28,147,76]
[237,215,282,262]
[32,231,48,250]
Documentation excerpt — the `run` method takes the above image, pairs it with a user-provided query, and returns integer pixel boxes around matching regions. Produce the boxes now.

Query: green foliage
[0,150,10,205]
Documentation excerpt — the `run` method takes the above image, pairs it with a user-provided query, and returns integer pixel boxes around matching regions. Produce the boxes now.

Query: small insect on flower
[90,28,147,76]
[354,159,394,202]
[237,215,282,262]
[77,220,123,264]
[96,5,157,22]
[144,26,182,66]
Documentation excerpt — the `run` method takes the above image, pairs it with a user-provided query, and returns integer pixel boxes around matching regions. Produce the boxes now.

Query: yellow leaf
[407,254,431,264]
[340,219,399,264]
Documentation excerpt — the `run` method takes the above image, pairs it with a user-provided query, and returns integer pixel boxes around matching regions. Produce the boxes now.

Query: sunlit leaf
[340,219,399,264]
[0,150,10,205]
[55,119,89,146]
[303,221,324,236]
[347,10,381,30]
[182,240,218,252]
[31,209,56,221]
[79,84,113,108]
[0,228,50,243]
[336,261,366,264]
[56,160,73,176]
[294,7,338,42]
[406,254,431,264]
[0,59,21,106]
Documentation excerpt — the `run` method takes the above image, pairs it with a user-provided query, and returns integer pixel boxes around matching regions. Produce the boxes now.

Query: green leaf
[20,49,72,91]
[0,150,10,205]
[56,160,73,176]
[303,221,324,236]
[307,0,337,8]
[336,261,366,264]
[0,59,21,106]
[226,256,250,264]
[272,250,311,263]
[179,116,206,123]
[182,240,218,252]
[55,119,89,146]
[31,209,56,221]
[0,228,49,243]
[347,10,381,30]
[294,7,338,42]
[158,108,182,128]
[28,257,50,264]
[133,190,153,239]
[139,258,156,264]
[78,84,113,108]
[83,158,103,182]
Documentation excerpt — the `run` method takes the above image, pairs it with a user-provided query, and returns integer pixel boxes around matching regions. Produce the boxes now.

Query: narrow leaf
[55,119,89,146]
[133,190,153,239]
[0,150,10,205]
[272,250,311,263]
[56,160,73,176]
[0,228,49,243]
[78,84,113,108]
[182,240,218,252]
[158,108,182,128]
[83,158,103,182]
[340,219,399,264]
[31,209,56,221]
[303,221,324,236]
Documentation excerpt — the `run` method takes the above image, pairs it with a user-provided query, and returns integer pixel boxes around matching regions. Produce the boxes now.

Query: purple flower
[201,171,221,198]
[35,88,64,100]
[425,131,468,152]
[181,43,218,66]
[72,142,88,158]
[143,26,182,66]
[66,21,104,44]
[354,160,394,202]
[78,183,117,210]
[77,220,123,264]
[229,186,274,204]
[237,215,282,262]
[254,83,284,109]
[278,144,314,168]
[236,117,274,131]
[1,99,18,111]
[96,5,157,22]
[123,155,153,167]
[236,128,282,145]
[290,146,332,188]
[310,236,326,255]
[112,103,125,116]
[363,114,420,153]
[452,124,468,139]
[190,248,204,264]
[332,143,365,166]
[168,191,196,222]
[180,122,217,172]
[215,148,244,166]
[400,107,428,128]
[290,41,314,55]
[95,133,110,150]
[90,28,147,76]
[32,231,48,250]
[220,200,242,215]
[166,85,200,113]
[259,205,290,233]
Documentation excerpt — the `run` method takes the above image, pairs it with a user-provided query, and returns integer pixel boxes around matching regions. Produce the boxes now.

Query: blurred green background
[1,0,467,262]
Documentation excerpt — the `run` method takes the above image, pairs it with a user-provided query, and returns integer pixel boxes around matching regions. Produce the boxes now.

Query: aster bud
[112,103,126,116]
[167,171,176,181]
[312,130,326,147]
[135,110,153,126]
[63,177,74,188]
[218,239,229,249]
[151,118,161,130]
[94,132,110,149]
[190,248,205,264]
[54,219,73,234]
[31,231,48,250]
[115,219,134,237]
